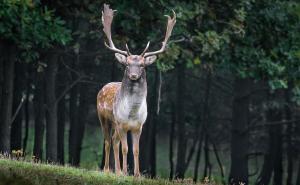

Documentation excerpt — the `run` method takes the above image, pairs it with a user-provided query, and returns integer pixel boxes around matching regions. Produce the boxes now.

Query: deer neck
[119,69,147,100]
[113,69,147,123]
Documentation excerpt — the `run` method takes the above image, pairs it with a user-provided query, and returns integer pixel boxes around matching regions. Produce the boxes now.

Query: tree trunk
[57,94,66,164]
[69,82,88,166]
[273,137,283,185]
[45,54,58,162]
[22,82,30,155]
[211,139,225,185]
[256,98,283,185]
[193,128,204,182]
[56,61,66,164]
[0,41,3,130]
[285,87,294,185]
[175,63,186,179]
[10,61,25,151]
[194,72,211,182]
[169,103,176,180]
[228,78,250,185]
[68,55,88,166]
[297,159,300,185]
[0,43,16,153]
[33,71,46,160]
[68,63,79,165]
[273,109,283,185]
[203,134,211,179]
[140,69,159,177]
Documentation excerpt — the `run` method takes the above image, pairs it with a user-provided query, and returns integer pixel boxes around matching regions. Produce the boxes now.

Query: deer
[97,4,176,177]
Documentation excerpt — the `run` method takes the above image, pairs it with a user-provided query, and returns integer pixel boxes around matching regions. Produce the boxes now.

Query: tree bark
[57,61,66,164]
[175,63,186,179]
[33,71,46,160]
[297,159,300,185]
[228,78,250,185]
[57,93,66,164]
[273,109,283,185]
[69,82,88,166]
[140,68,159,177]
[10,61,25,151]
[193,128,204,182]
[256,96,283,185]
[22,82,30,155]
[0,43,16,153]
[68,56,88,166]
[45,54,58,162]
[169,103,176,180]
[68,61,79,165]
[211,139,225,185]
[194,72,211,182]
[203,134,211,179]
[285,87,294,185]
[0,41,3,129]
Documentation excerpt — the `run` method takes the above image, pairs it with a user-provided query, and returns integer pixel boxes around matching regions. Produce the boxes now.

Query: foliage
[223,0,300,90]
[0,0,71,62]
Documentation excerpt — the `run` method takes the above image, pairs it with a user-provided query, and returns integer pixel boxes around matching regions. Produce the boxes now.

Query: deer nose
[130,74,138,80]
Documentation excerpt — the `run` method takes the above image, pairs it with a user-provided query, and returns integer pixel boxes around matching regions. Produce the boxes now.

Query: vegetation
[0,158,214,185]
[0,0,300,185]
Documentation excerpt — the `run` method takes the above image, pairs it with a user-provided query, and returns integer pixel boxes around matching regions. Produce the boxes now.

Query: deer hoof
[116,170,122,176]
[134,173,141,178]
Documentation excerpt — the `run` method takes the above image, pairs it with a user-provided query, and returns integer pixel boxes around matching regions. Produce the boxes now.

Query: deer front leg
[120,131,128,175]
[132,131,141,177]
[112,131,121,175]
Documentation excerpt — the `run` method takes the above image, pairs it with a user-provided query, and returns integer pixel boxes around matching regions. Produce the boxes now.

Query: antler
[142,10,176,57]
[102,4,129,55]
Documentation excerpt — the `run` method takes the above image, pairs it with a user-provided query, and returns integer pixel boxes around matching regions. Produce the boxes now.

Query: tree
[0,0,71,156]
[0,41,16,153]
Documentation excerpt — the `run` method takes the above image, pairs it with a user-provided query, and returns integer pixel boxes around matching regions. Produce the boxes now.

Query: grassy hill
[0,159,215,185]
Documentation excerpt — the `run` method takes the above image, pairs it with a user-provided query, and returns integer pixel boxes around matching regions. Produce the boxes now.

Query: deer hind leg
[112,129,121,175]
[99,116,111,173]
[132,131,141,177]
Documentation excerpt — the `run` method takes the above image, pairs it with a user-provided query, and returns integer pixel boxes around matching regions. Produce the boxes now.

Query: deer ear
[115,53,127,65]
[144,55,157,66]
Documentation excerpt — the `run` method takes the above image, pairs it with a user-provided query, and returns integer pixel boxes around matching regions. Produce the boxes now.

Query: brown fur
[97,82,121,121]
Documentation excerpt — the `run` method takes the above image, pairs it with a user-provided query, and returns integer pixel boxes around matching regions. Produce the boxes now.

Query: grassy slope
[0,159,211,185]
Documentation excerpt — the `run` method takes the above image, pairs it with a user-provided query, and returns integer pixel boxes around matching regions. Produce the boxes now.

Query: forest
[0,0,300,185]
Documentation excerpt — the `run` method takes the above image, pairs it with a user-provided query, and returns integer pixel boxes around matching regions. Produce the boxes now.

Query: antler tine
[144,10,176,57]
[102,4,128,55]
[141,41,150,56]
[125,43,132,55]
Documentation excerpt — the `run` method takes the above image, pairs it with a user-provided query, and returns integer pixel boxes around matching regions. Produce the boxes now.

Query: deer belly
[113,97,147,130]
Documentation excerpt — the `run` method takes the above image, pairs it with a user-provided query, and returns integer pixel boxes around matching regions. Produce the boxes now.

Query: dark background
[0,0,300,185]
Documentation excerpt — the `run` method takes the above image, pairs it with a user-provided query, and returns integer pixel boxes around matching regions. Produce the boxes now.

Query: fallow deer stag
[97,4,176,177]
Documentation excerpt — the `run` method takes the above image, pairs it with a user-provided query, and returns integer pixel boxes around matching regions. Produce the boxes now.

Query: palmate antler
[102,4,176,57]
[142,10,176,57]
[102,4,130,55]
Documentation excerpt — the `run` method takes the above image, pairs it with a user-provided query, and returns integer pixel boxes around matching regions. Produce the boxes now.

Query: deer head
[102,4,176,81]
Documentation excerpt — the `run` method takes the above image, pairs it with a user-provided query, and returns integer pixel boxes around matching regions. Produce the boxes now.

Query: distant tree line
[0,0,300,185]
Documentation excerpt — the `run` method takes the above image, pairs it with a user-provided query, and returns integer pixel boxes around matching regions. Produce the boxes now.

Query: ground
[0,158,217,185]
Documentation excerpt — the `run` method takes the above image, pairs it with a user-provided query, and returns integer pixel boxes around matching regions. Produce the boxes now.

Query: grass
[0,158,217,185]
[22,123,226,179]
